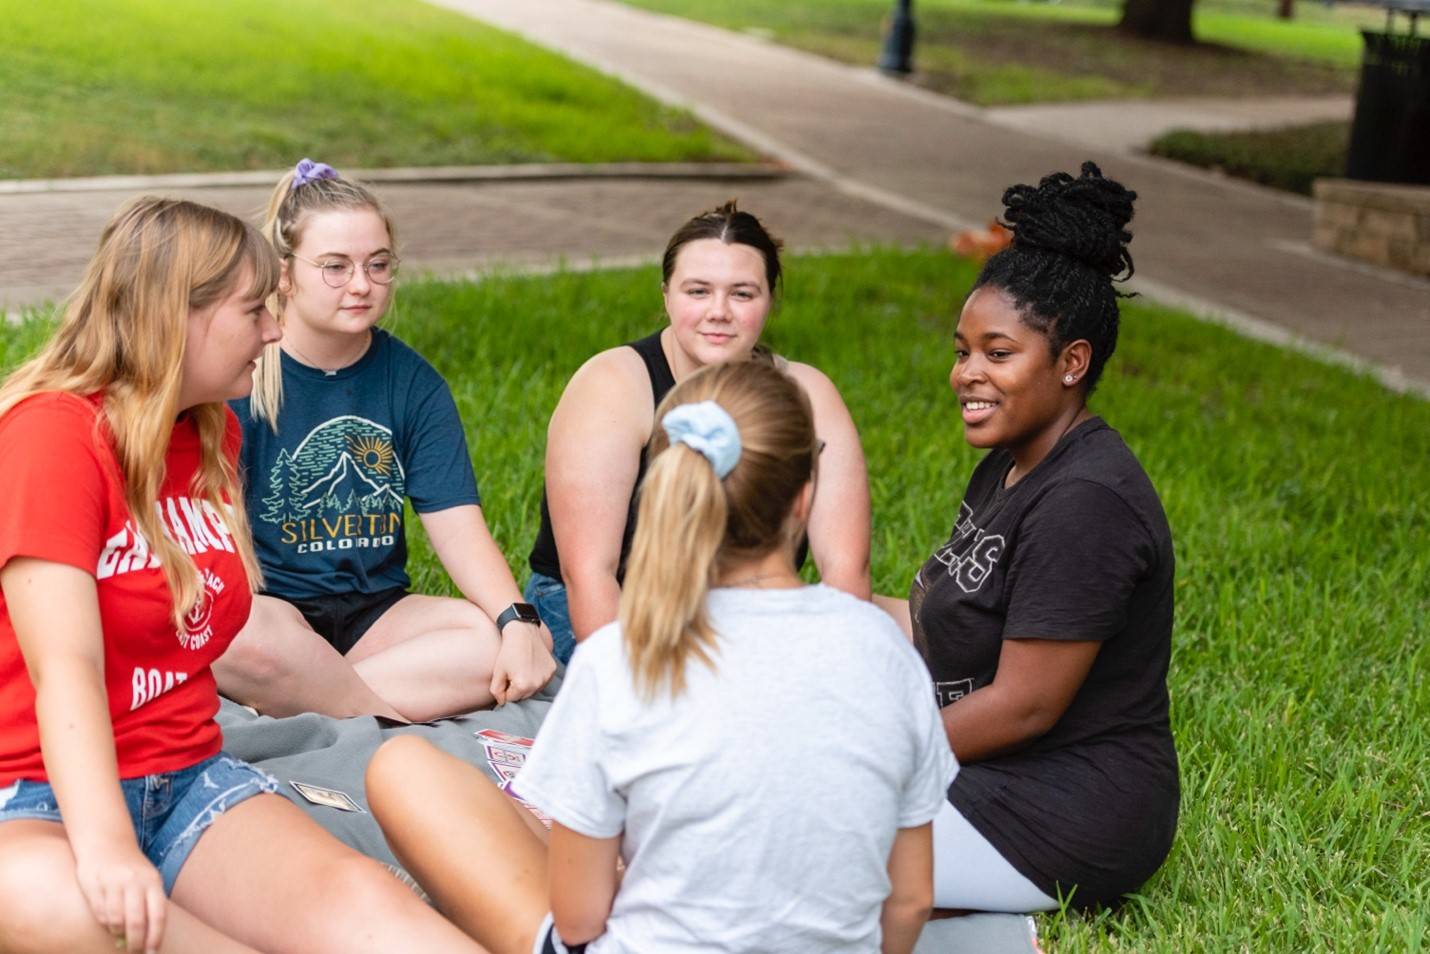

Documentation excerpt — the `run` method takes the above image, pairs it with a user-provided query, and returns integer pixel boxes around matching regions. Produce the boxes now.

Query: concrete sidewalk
[983,95,1353,156]
[429,0,1429,395]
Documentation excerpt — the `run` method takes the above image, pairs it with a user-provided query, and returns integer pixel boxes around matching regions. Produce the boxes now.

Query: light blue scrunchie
[661,400,742,479]
[292,158,339,190]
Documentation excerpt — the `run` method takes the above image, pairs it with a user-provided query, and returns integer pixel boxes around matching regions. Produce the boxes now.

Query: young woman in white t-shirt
[367,360,955,954]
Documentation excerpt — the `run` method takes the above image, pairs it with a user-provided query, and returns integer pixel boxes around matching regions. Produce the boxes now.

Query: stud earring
[1064,374,1075,384]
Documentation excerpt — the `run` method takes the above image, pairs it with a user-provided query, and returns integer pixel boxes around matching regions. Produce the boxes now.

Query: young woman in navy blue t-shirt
[216,161,555,723]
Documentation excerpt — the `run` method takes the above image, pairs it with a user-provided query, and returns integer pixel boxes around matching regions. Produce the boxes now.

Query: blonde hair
[619,361,818,700]
[0,197,276,626]
[250,166,397,430]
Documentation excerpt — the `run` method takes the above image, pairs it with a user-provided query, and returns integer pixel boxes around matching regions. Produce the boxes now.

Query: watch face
[500,602,541,627]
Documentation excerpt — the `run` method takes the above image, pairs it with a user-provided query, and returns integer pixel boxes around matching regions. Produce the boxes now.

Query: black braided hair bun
[1001,161,1136,282]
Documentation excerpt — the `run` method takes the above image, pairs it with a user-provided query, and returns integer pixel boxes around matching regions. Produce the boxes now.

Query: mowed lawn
[618,0,1372,104]
[0,0,752,179]
[4,249,1425,951]
[1150,121,1350,196]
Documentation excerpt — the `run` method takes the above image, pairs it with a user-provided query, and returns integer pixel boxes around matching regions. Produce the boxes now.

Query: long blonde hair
[619,361,818,699]
[250,166,397,430]
[0,196,275,626]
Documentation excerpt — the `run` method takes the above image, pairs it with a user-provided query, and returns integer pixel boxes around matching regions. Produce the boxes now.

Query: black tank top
[528,331,676,583]
[527,331,810,584]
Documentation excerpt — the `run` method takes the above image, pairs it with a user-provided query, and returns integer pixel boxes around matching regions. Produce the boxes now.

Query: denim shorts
[0,753,279,893]
[525,571,576,666]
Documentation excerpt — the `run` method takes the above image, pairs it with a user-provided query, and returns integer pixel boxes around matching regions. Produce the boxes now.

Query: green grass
[5,248,1426,951]
[0,0,752,179]
[1150,121,1350,196]
[620,0,1369,104]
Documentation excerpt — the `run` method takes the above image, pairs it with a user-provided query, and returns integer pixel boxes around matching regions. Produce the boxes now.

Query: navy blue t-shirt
[231,329,479,600]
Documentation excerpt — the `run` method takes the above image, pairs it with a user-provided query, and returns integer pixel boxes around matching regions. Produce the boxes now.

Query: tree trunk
[1278,0,1295,19]
[1120,0,1196,43]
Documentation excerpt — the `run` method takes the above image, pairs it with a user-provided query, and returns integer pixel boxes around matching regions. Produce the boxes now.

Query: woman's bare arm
[881,823,934,954]
[420,504,555,704]
[548,822,622,946]
[3,558,168,953]
[787,362,872,599]
[545,349,652,641]
[941,637,1100,763]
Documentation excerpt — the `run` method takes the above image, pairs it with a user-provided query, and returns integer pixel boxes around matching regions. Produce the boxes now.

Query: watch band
[496,602,542,634]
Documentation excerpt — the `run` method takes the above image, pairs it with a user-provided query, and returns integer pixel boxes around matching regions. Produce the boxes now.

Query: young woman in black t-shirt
[879,163,1179,911]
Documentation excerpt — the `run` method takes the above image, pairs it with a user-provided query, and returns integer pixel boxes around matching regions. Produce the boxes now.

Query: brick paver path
[0,175,944,312]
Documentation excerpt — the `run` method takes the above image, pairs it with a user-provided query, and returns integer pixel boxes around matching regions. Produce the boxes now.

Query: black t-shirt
[911,418,1179,907]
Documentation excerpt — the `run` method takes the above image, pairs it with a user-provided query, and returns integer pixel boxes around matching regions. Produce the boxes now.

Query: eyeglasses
[291,253,400,288]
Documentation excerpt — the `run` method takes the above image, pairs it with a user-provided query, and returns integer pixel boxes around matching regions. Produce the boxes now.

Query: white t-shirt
[515,584,957,954]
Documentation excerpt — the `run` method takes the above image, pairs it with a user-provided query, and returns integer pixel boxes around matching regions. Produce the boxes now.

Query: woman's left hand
[489,622,556,705]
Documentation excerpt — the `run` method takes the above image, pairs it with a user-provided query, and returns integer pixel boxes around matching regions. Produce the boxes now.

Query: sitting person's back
[368,359,952,954]
[517,582,946,951]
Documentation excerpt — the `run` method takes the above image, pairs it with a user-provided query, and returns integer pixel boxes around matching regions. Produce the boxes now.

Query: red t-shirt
[0,393,253,784]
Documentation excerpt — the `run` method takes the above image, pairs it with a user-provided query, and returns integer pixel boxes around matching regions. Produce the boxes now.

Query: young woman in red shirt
[0,198,483,954]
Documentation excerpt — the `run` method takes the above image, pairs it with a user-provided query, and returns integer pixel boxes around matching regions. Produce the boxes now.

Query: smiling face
[281,208,394,340]
[952,286,1088,467]
[179,265,282,409]
[662,238,772,376]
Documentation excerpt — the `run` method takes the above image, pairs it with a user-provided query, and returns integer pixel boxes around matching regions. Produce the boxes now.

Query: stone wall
[1313,179,1430,277]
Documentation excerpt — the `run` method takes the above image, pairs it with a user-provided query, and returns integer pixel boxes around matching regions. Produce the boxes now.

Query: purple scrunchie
[292,158,339,190]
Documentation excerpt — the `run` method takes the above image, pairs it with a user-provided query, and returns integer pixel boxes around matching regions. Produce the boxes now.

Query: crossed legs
[215,593,502,722]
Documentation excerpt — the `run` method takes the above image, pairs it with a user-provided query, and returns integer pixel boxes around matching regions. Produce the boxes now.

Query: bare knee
[416,594,490,630]
[452,599,495,632]
[216,600,312,689]
[313,853,431,945]
[383,595,495,640]
[366,736,441,821]
[0,834,106,952]
[441,600,501,656]
[215,630,281,687]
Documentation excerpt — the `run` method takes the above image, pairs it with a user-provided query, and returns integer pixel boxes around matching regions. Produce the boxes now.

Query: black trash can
[1346,31,1430,185]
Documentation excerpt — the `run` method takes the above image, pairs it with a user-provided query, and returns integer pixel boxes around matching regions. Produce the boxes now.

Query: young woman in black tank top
[526,202,871,664]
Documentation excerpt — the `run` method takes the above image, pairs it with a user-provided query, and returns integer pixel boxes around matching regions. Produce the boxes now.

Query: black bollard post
[878,0,915,76]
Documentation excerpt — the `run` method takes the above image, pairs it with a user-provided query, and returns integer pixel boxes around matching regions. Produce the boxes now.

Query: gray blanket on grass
[216,678,1037,954]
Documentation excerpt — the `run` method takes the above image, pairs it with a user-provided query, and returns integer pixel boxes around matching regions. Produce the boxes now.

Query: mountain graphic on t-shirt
[259,415,406,526]
[299,452,404,514]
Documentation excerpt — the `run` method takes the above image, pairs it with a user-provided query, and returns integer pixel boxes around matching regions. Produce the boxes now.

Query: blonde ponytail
[618,360,818,700]
[620,446,727,699]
